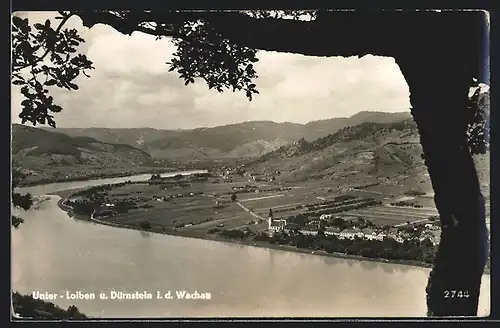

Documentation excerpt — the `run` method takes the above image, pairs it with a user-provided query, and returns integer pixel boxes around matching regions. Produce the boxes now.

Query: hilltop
[47,111,412,160]
[246,118,423,183]
[303,111,412,141]
[245,117,489,197]
[12,124,152,167]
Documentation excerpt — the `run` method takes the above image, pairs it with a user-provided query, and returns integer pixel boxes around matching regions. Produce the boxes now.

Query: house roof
[270,220,285,227]
[341,229,360,234]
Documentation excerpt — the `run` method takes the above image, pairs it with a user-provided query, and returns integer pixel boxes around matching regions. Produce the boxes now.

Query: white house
[68,196,86,203]
[361,228,383,240]
[299,228,318,236]
[320,214,334,220]
[325,227,341,236]
[268,215,287,235]
[420,230,441,245]
[338,228,364,240]
[387,234,404,243]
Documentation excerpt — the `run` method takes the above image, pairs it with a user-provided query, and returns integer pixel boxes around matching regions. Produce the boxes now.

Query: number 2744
[444,290,470,298]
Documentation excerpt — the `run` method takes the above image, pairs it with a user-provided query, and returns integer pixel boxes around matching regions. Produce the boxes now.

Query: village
[266,210,441,245]
[62,165,444,255]
[215,166,443,246]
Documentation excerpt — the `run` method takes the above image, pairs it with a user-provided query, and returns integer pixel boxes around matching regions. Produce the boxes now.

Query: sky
[11,11,412,130]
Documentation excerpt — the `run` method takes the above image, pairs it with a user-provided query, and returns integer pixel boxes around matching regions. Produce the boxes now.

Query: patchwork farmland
[71,173,442,236]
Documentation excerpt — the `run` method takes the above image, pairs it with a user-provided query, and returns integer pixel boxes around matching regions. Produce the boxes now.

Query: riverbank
[18,167,180,187]
[55,195,441,271]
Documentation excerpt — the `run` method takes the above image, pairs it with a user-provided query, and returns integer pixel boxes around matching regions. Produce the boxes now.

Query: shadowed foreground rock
[12,292,87,320]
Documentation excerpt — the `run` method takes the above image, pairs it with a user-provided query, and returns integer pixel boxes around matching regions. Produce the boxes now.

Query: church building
[267,208,286,236]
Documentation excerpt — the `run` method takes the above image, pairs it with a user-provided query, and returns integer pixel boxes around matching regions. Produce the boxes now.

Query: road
[393,218,432,228]
[236,202,266,220]
[383,204,438,211]
[239,194,285,202]
[352,188,384,195]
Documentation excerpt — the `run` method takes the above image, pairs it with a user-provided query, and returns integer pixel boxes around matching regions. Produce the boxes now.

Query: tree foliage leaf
[11,12,94,128]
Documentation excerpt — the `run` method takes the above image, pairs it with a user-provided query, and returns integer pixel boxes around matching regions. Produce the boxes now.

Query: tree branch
[74,10,484,61]
[12,12,75,73]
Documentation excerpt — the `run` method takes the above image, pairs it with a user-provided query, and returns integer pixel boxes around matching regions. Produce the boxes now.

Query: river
[11,171,491,318]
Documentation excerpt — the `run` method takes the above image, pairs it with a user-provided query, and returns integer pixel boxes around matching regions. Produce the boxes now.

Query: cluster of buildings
[215,166,245,180]
[214,165,279,183]
[267,211,441,245]
[93,203,116,218]
[246,171,281,183]
[165,191,203,199]
[232,185,259,192]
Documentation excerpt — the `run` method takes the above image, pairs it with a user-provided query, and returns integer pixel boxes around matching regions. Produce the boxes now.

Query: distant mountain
[248,118,423,183]
[246,116,490,192]
[304,111,412,141]
[12,124,152,167]
[47,111,412,160]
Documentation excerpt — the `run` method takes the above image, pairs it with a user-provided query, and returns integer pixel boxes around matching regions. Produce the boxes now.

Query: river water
[11,172,491,318]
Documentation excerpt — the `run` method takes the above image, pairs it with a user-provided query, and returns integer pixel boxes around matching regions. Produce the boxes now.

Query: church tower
[268,208,274,231]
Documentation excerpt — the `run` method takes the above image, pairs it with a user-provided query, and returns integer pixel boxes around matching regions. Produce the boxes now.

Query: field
[341,205,439,227]
[87,173,444,236]
[98,175,273,232]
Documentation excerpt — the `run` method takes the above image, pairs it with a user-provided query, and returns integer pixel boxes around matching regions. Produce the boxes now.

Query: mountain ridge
[12,124,152,167]
[245,118,425,184]
[244,115,488,194]
[44,110,412,160]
